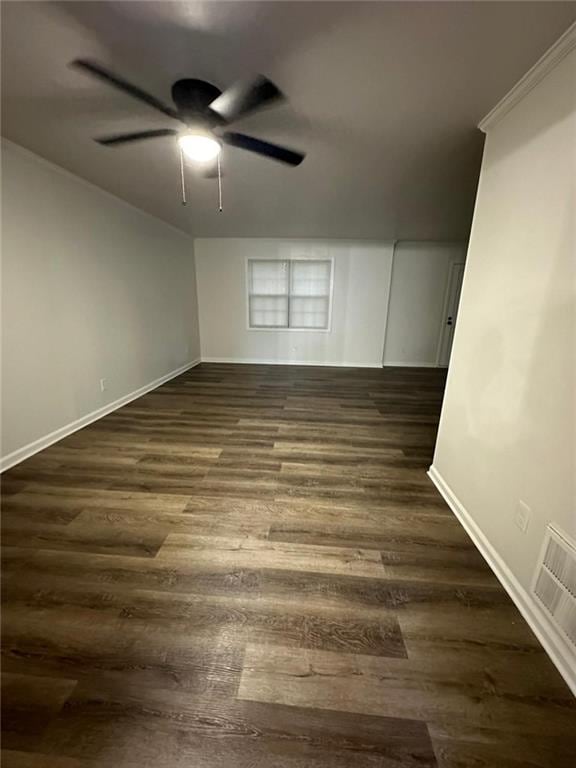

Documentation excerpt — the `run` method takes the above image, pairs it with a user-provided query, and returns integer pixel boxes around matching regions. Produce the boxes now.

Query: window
[248,259,332,330]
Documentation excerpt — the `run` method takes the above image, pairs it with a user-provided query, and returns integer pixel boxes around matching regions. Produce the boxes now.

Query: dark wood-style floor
[1,363,575,768]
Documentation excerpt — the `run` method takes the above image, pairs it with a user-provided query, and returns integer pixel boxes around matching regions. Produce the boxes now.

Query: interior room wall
[1,140,200,468]
[383,241,467,367]
[430,42,575,689]
[194,238,394,367]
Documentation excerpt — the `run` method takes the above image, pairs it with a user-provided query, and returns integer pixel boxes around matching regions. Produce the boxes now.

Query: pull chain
[217,153,223,213]
[179,147,187,206]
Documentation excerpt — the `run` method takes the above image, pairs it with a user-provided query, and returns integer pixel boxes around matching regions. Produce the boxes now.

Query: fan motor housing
[171,79,222,124]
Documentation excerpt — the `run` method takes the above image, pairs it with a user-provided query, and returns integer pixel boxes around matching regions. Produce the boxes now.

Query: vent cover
[533,526,576,647]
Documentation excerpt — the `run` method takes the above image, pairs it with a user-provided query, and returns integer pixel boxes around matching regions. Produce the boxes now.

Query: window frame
[246,256,334,333]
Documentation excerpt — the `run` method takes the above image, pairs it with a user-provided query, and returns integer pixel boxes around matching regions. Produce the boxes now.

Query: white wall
[430,42,575,686]
[383,241,467,366]
[1,140,200,467]
[195,238,394,367]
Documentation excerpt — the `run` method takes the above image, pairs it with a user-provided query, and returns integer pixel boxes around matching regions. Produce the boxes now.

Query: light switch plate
[515,500,531,533]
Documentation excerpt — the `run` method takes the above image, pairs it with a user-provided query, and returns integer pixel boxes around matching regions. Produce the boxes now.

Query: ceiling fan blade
[223,132,305,166]
[95,129,178,146]
[209,75,284,123]
[71,59,182,122]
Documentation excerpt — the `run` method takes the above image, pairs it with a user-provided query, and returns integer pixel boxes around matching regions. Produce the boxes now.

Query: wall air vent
[533,525,576,648]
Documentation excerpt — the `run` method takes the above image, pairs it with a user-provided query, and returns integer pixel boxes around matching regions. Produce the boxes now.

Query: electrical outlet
[100,378,107,393]
[515,500,531,533]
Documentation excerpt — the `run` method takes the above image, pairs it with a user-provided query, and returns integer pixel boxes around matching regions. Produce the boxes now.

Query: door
[437,262,465,367]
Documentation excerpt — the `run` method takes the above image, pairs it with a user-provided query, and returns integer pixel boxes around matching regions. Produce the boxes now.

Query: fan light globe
[178,133,221,162]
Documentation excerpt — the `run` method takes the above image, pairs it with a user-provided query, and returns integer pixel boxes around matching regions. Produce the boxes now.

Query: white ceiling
[2,1,575,240]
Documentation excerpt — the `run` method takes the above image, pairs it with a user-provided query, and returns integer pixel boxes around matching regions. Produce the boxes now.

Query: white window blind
[290,260,331,329]
[248,260,289,328]
[248,259,332,330]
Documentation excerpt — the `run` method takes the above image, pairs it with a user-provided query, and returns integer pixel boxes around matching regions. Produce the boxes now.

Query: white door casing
[437,262,465,367]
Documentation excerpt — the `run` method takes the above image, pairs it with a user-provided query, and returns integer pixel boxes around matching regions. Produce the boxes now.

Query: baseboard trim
[428,465,576,697]
[383,361,444,368]
[1,359,201,472]
[201,357,381,368]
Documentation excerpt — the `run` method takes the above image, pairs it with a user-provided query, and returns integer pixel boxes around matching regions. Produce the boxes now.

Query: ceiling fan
[71,59,306,170]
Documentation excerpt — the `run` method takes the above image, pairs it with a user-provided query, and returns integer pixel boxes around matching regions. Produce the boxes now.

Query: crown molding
[479,21,576,133]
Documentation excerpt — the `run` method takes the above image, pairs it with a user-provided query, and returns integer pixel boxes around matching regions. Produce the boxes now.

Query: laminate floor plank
[38,680,436,768]
[2,601,243,696]
[238,643,575,739]
[269,517,478,552]
[2,577,405,658]
[4,485,192,513]
[1,751,87,768]
[0,520,167,558]
[430,728,576,768]
[1,673,77,751]
[156,533,388,579]
[2,363,573,767]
